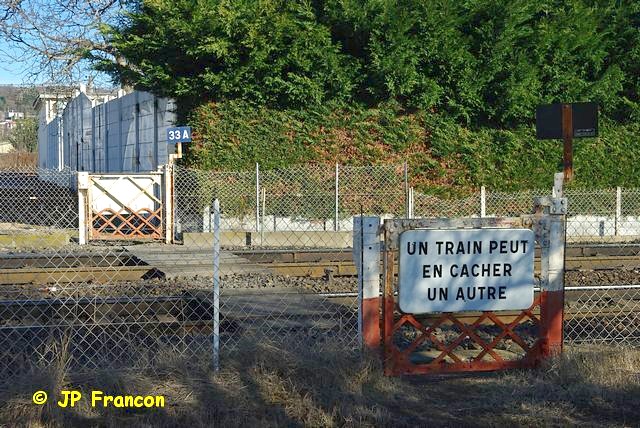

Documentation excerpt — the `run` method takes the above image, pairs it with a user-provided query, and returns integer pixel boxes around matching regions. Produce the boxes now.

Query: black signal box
[536,102,598,140]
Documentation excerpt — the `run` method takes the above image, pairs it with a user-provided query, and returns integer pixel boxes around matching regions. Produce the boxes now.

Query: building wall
[38,90,177,174]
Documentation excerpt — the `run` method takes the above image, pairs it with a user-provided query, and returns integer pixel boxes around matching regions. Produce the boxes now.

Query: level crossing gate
[378,189,567,375]
[77,165,173,243]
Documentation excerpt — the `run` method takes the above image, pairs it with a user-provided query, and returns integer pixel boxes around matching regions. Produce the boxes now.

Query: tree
[0,0,134,85]
[9,118,38,152]
[101,0,639,127]
[98,0,357,109]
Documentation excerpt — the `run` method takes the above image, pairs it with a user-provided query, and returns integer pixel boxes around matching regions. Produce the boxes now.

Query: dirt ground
[1,271,640,427]
[1,343,639,428]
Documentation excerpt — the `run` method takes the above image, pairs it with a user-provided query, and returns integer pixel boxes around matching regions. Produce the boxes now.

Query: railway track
[1,288,637,332]
[0,245,639,284]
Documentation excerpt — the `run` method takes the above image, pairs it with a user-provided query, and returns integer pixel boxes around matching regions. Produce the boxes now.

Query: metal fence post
[255,163,260,232]
[480,186,486,217]
[334,163,339,231]
[404,162,409,217]
[203,205,211,233]
[261,187,266,242]
[408,187,414,219]
[354,216,381,349]
[616,186,621,236]
[213,198,220,371]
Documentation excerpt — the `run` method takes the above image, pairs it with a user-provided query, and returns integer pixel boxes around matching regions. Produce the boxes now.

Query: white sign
[398,228,534,314]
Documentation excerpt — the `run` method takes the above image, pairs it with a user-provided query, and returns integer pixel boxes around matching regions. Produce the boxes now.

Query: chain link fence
[2,164,640,381]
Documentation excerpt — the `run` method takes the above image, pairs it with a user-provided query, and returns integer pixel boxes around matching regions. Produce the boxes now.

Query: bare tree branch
[0,0,131,86]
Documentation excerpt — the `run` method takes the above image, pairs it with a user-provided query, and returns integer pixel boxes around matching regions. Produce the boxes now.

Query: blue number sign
[167,126,192,143]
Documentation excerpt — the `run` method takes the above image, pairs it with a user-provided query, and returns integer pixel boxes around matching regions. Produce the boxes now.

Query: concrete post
[77,172,90,245]
[162,164,174,243]
[203,205,211,233]
[354,216,381,349]
[408,187,414,219]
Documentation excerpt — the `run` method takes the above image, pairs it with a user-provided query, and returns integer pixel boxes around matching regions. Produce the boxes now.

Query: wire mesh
[2,163,640,381]
[486,189,549,217]
[565,286,640,346]
[1,164,390,381]
[412,192,480,218]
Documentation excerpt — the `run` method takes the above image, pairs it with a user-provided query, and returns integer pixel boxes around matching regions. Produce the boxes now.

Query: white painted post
[334,163,339,232]
[353,216,381,349]
[539,173,566,357]
[77,172,90,245]
[261,187,266,243]
[213,199,220,371]
[255,163,260,232]
[616,186,622,236]
[203,205,211,233]
[480,186,486,218]
[553,172,564,197]
[408,187,414,219]
[404,162,409,217]
[162,164,174,243]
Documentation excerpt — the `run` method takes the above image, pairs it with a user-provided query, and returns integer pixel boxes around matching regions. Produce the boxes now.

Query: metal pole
[562,104,573,181]
[334,163,339,232]
[261,187,266,243]
[203,205,211,233]
[355,216,362,348]
[360,211,364,348]
[480,186,486,218]
[408,187,414,219]
[404,161,409,217]
[213,198,220,371]
[255,162,260,232]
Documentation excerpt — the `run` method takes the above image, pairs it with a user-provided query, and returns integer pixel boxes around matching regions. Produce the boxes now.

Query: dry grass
[1,342,639,427]
[0,152,37,170]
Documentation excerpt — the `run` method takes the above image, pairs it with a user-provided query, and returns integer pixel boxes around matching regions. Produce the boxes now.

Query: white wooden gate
[78,165,173,243]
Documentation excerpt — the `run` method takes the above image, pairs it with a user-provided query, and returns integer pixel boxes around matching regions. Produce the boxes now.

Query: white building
[0,141,13,153]
[6,110,25,120]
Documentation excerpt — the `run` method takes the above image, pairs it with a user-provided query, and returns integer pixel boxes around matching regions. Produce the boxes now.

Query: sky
[0,64,30,85]
[0,42,33,85]
[0,37,113,87]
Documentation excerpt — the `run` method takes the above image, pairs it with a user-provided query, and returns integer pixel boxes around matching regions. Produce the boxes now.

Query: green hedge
[186,101,640,196]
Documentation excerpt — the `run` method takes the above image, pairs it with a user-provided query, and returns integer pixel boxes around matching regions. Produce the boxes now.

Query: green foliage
[101,0,640,194]
[9,118,38,152]
[98,0,356,109]
[103,0,640,127]
[189,101,640,194]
